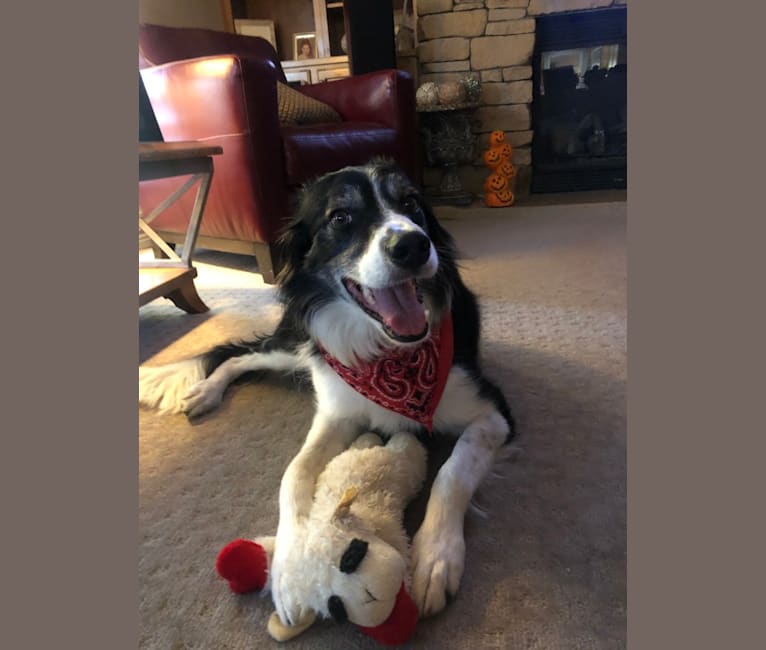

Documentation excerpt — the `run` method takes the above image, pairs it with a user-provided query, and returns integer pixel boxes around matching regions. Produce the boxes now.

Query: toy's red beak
[215,539,268,594]
[357,583,418,646]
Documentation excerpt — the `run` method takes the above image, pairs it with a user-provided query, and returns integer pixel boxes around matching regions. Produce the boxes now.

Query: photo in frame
[293,32,317,60]
[234,19,277,49]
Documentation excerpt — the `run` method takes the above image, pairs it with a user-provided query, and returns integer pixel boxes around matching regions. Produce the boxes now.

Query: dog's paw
[410,522,465,618]
[181,379,225,417]
[269,524,312,627]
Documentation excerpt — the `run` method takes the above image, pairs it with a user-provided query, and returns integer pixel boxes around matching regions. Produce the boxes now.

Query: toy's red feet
[215,539,268,594]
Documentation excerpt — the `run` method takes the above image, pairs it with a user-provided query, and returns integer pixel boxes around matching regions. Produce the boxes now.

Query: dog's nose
[385,231,431,270]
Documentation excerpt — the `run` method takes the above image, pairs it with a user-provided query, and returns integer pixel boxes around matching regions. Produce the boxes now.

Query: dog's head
[278,159,457,365]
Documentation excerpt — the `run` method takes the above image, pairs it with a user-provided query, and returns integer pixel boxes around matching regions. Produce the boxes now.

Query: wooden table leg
[139,143,222,314]
[165,279,209,314]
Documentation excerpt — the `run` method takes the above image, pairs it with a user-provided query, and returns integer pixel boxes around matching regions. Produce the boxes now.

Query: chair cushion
[281,122,401,186]
[278,82,341,126]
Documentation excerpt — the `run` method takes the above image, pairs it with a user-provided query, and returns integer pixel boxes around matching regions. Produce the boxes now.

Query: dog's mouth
[343,278,428,343]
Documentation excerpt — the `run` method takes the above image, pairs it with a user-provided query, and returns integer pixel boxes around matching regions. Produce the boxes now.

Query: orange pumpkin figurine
[485,186,515,207]
[482,147,503,169]
[497,159,516,178]
[498,142,513,160]
[484,173,508,194]
[488,130,506,147]
[483,130,516,207]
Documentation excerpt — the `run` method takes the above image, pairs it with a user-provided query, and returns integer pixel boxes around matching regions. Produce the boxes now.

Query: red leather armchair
[139,23,416,283]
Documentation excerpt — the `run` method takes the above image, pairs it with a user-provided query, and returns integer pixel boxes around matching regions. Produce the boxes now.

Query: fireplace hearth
[531,7,627,193]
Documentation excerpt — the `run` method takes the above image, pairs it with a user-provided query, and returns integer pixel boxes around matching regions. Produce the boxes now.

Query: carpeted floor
[139,199,626,649]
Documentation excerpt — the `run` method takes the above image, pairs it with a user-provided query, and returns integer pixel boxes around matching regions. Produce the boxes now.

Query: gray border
[629,1,764,648]
[5,0,764,648]
[2,1,137,648]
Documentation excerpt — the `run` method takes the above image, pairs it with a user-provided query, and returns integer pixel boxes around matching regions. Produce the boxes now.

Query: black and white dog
[139,159,514,623]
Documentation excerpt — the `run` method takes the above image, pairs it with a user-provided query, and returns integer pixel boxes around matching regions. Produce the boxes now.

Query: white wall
[139,0,226,31]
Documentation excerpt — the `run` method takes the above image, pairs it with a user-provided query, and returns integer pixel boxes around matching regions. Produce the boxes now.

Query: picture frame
[293,32,317,61]
[234,19,277,49]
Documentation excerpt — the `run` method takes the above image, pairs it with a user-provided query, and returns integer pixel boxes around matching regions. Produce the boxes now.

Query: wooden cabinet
[229,1,414,85]
[281,55,350,85]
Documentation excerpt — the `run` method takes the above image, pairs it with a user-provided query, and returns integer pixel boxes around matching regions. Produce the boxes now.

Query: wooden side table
[139,142,222,313]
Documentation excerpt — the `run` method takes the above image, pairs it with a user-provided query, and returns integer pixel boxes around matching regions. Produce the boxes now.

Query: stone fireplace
[415,0,628,198]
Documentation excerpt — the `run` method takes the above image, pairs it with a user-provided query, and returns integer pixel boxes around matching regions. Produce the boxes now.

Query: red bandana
[321,316,454,432]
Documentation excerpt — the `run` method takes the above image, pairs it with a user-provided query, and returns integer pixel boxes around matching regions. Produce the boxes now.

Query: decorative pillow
[277,82,342,126]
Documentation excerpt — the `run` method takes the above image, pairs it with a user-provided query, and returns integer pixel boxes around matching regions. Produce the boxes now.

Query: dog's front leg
[269,411,360,626]
[411,410,510,617]
[182,350,302,417]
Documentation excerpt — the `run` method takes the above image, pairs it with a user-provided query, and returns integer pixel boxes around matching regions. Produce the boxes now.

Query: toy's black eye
[339,538,368,573]
[327,595,348,623]
[329,209,352,227]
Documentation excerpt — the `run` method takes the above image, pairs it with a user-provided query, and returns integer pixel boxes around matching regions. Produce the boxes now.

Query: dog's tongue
[370,282,426,337]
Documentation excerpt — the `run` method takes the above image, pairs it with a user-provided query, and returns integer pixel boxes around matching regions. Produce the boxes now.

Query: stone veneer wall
[416,0,627,197]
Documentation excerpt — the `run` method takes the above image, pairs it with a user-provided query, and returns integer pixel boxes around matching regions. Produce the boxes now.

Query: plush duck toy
[482,130,516,207]
[216,432,427,646]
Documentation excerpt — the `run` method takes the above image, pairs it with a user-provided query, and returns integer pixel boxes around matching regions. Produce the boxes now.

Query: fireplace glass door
[532,8,627,193]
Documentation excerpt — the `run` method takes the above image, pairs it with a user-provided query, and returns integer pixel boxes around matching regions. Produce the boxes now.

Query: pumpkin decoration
[498,142,513,160]
[415,82,439,110]
[489,130,506,147]
[497,160,516,178]
[437,81,467,107]
[483,173,508,194]
[482,130,516,207]
[485,187,515,207]
[482,147,503,168]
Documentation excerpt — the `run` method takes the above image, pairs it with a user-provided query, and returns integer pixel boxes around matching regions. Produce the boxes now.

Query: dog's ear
[276,218,312,285]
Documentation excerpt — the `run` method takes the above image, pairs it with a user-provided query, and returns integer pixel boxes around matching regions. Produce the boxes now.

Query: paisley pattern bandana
[321,316,454,432]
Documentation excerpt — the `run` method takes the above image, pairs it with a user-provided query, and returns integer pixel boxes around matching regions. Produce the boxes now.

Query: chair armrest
[140,54,283,154]
[299,69,414,130]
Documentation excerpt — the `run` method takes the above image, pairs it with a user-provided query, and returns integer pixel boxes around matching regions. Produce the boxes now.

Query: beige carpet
[139,199,626,649]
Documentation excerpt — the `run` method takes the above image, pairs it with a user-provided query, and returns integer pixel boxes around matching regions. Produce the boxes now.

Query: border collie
[139,159,515,623]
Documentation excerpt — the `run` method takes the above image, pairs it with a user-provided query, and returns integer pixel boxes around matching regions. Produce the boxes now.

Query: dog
[139,159,515,624]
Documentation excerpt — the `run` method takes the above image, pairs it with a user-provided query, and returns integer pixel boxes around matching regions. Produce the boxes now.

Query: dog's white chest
[310,359,494,436]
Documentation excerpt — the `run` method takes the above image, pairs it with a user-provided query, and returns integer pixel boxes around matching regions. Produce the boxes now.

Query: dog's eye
[329,210,352,227]
[402,195,425,225]
[402,195,420,214]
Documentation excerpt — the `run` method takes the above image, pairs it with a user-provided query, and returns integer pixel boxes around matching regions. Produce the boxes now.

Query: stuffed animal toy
[482,130,516,207]
[215,432,427,646]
